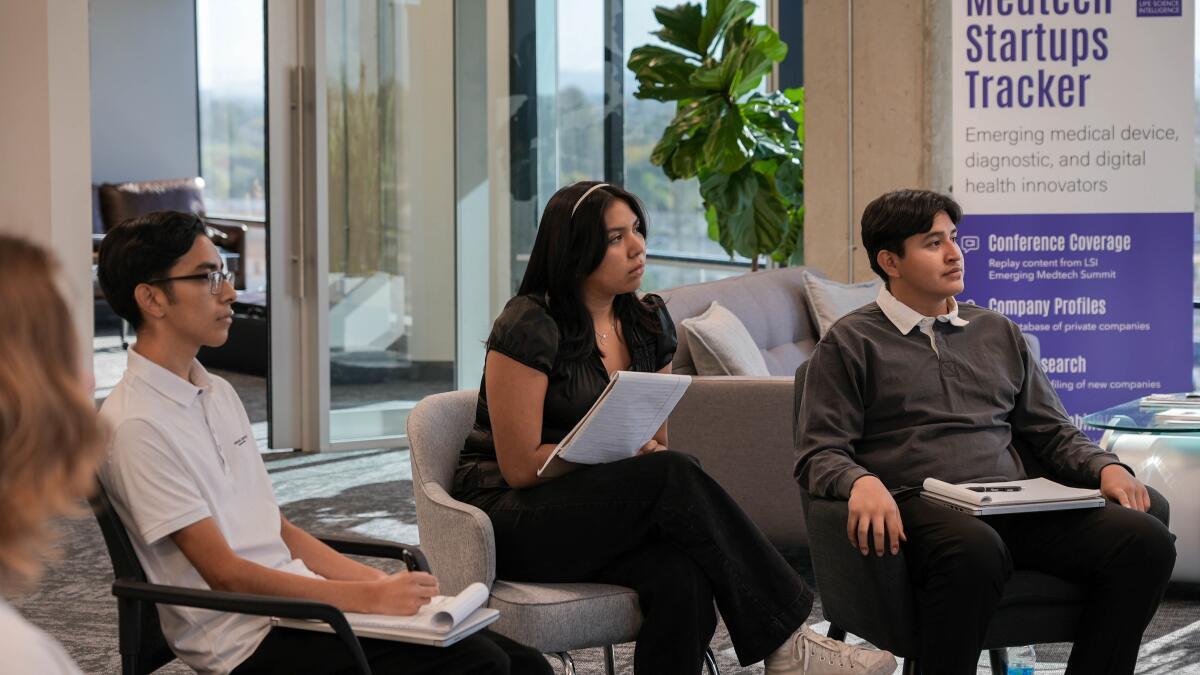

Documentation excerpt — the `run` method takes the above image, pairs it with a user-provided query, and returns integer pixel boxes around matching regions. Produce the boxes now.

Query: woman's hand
[638,440,667,455]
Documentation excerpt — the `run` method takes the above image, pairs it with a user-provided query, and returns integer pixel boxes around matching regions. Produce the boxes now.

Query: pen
[967,486,1022,492]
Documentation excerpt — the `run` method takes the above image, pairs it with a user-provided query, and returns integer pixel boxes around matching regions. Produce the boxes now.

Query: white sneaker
[764,625,897,675]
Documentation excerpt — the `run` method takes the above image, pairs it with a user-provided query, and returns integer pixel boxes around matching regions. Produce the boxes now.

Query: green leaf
[742,174,786,255]
[668,135,708,179]
[774,205,805,265]
[652,4,705,56]
[703,104,753,173]
[699,0,756,55]
[699,168,755,216]
[704,203,734,255]
[731,26,787,97]
[785,87,805,143]
[775,157,804,206]
[628,45,705,101]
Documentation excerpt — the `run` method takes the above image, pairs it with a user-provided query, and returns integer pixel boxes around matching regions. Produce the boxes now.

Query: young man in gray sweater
[794,189,1175,675]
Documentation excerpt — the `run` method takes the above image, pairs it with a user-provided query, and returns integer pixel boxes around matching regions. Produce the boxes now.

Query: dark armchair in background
[792,361,1171,675]
[92,177,248,288]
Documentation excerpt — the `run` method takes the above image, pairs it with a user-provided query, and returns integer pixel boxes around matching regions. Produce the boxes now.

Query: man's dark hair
[861,189,962,285]
[97,211,207,329]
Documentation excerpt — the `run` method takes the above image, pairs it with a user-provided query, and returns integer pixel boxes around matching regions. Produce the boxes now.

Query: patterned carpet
[11,443,1200,674]
[10,340,1200,673]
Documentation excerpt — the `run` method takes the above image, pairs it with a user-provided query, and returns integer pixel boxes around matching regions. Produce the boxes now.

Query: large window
[512,1,775,293]
[196,0,266,220]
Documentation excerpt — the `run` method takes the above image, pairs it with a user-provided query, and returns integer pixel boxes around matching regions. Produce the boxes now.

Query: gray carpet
[13,339,1200,673]
[13,443,1200,674]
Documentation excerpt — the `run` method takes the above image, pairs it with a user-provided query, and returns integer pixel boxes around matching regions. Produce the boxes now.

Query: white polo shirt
[98,349,317,675]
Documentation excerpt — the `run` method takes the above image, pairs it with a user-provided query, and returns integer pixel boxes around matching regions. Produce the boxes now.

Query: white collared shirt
[875,286,970,356]
[98,348,317,675]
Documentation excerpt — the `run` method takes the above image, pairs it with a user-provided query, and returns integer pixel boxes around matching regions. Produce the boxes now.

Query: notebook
[537,370,692,478]
[921,477,1105,516]
[272,581,499,647]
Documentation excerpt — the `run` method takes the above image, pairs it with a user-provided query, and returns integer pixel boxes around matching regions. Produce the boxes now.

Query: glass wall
[322,0,456,444]
[196,0,267,220]
[509,0,774,294]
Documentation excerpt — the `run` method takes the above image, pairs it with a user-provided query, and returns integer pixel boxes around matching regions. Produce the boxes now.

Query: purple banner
[960,212,1192,433]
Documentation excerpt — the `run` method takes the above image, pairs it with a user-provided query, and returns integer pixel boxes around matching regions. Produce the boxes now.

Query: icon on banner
[960,235,980,254]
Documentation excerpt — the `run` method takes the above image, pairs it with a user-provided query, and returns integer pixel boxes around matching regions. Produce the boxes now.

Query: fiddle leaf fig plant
[628,0,804,268]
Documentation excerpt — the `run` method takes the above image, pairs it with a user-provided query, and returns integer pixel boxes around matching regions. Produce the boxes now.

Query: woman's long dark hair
[518,181,662,361]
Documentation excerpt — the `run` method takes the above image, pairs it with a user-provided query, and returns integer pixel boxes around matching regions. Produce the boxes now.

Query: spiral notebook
[537,370,692,478]
[921,477,1104,516]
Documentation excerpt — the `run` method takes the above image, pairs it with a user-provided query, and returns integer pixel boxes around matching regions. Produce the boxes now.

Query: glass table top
[1083,396,1200,433]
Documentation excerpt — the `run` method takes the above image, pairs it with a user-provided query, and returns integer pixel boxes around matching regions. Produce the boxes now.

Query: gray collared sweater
[794,302,1124,499]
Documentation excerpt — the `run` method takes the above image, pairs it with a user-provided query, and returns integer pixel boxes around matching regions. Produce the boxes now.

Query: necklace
[595,317,618,345]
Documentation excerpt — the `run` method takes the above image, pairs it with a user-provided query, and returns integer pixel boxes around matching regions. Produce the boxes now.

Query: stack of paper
[1140,393,1200,408]
[921,477,1104,516]
[273,581,498,647]
[538,370,692,478]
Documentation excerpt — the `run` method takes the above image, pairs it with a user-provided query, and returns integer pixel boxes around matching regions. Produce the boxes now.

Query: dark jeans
[233,628,552,675]
[455,451,814,673]
[897,494,1176,675]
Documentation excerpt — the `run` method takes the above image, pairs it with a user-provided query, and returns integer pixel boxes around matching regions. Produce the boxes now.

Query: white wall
[89,0,199,183]
[0,0,94,362]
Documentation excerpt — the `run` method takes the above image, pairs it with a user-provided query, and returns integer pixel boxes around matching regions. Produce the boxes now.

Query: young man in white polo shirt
[97,212,550,675]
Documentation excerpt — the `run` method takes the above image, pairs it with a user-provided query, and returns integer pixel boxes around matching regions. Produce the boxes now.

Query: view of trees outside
[196,0,266,219]
[555,1,766,290]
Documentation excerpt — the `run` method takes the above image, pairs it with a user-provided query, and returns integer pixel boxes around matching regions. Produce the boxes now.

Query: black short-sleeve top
[462,293,678,463]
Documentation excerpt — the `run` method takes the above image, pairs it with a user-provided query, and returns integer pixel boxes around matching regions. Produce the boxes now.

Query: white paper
[340,581,490,634]
[922,477,1101,507]
[538,371,691,476]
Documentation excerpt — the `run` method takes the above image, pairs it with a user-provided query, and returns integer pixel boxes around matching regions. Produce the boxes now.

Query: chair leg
[988,648,1008,675]
[603,645,616,675]
[902,657,921,675]
[703,647,721,675]
[551,652,576,675]
[826,623,848,642]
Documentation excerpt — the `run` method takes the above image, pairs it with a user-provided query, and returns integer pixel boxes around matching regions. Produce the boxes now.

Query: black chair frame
[92,481,430,675]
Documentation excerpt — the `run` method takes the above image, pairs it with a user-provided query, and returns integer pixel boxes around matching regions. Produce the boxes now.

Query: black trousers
[897,494,1176,675]
[233,628,552,675]
[455,451,814,674]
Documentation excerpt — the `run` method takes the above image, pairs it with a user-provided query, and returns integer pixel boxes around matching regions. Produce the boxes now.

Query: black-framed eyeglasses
[146,269,234,295]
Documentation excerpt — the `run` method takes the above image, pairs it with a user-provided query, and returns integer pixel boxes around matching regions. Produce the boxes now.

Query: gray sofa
[658,266,823,551]
[658,267,1040,552]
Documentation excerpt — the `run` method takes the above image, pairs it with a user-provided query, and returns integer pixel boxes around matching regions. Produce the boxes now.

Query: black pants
[234,628,552,675]
[455,451,814,674]
[897,494,1176,675]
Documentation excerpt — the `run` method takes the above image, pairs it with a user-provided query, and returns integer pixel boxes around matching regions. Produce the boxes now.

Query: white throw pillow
[803,272,881,338]
[680,301,771,376]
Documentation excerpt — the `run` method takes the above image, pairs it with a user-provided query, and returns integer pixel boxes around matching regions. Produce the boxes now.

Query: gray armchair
[793,361,1170,675]
[407,390,721,675]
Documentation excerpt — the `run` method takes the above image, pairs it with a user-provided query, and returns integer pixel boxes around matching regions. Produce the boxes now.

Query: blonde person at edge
[95,212,551,674]
[0,236,107,674]
[452,181,896,675]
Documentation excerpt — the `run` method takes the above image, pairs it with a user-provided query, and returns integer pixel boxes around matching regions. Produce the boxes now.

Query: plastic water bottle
[1006,645,1036,675]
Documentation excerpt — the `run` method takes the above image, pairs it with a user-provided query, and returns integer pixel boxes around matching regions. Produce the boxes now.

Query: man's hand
[370,571,440,615]
[1100,464,1150,512]
[847,475,906,556]
[638,440,666,455]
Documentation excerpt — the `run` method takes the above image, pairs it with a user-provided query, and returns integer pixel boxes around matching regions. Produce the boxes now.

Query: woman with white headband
[452,182,895,675]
